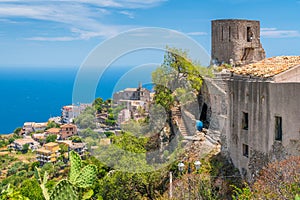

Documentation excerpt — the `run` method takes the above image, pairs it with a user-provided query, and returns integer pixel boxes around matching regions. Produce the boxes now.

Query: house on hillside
[32,133,46,142]
[113,83,151,125]
[113,83,151,105]
[48,116,62,125]
[224,56,300,180]
[9,138,40,151]
[60,124,77,139]
[117,109,131,125]
[22,122,48,134]
[32,122,47,132]
[58,140,87,157]
[36,142,60,165]
[22,122,35,134]
[45,128,61,135]
[61,104,91,124]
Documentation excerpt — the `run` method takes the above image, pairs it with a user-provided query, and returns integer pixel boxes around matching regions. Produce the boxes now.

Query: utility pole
[169,171,173,198]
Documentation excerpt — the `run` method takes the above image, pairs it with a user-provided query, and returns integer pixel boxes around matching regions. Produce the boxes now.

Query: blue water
[0,66,155,134]
[0,67,75,134]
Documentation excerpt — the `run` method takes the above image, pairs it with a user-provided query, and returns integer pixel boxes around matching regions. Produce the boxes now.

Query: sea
[0,65,155,134]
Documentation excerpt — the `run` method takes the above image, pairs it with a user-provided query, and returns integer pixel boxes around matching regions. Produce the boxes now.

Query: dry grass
[11,151,36,163]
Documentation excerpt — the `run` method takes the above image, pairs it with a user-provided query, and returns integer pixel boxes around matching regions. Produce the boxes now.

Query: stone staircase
[171,106,188,137]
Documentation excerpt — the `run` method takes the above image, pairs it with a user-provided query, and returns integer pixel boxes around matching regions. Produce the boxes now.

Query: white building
[32,122,47,132]
[9,138,40,151]
[117,109,131,125]
[61,104,91,124]
[22,122,35,134]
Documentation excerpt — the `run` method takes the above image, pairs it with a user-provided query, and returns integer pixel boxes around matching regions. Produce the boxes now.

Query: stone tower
[211,19,265,66]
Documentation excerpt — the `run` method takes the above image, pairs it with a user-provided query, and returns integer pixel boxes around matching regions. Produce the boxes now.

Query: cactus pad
[74,164,97,188]
[69,151,82,184]
[49,179,78,200]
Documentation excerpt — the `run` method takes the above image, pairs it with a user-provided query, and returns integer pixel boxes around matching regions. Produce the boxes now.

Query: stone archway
[198,80,212,129]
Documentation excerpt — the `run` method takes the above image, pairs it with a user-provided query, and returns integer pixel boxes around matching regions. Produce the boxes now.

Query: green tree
[152,47,212,108]
[74,107,97,129]
[13,127,22,135]
[59,143,69,154]
[93,97,104,113]
[20,179,44,200]
[0,184,29,200]
[104,99,112,106]
[80,128,99,139]
[40,163,54,178]
[95,132,168,199]
[103,131,114,138]
[70,136,82,143]
[98,167,168,199]
[46,121,60,130]
[22,143,29,154]
[153,85,174,112]
[105,119,116,126]
[8,137,15,144]
[46,134,57,143]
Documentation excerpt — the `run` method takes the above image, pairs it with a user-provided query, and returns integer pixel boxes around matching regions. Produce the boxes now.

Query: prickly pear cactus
[74,165,97,188]
[35,167,50,200]
[49,180,78,200]
[37,151,97,200]
[69,151,97,188]
[69,151,82,184]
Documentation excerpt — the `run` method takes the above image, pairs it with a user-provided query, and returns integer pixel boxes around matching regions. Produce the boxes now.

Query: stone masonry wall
[212,19,265,66]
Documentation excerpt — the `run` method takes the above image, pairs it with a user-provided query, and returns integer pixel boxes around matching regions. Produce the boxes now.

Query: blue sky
[0,0,300,67]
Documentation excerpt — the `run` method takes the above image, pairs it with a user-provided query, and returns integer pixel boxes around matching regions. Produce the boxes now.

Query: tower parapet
[211,19,265,66]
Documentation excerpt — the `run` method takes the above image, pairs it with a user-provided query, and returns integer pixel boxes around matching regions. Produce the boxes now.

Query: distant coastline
[0,66,154,134]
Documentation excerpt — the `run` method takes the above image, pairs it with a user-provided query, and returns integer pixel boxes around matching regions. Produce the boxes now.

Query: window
[247,27,253,42]
[275,116,282,141]
[242,112,249,130]
[229,26,231,41]
[221,26,224,41]
[243,144,249,158]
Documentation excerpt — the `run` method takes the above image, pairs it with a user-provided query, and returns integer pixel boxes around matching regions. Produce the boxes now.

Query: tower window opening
[243,144,249,158]
[229,26,231,41]
[247,27,253,42]
[275,116,282,141]
[221,26,224,41]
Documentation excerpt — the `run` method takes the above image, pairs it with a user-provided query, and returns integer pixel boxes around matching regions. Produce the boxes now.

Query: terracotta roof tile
[44,142,59,147]
[230,56,300,78]
[46,128,61,134]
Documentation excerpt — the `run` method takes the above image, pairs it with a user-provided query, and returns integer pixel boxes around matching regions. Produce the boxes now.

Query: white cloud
[25,25,128,41]
[0,0,167,9]
[26,36,77,41]
[0,18,18,23]
[0,0,167,41]
[261,28,277,31]
[77,0,168,9]
[261,27,300,38]
[119,10,134,19]
[186,32,207,36]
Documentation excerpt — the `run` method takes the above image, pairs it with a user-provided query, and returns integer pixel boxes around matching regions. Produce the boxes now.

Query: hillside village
[0,19,299,199]
[1,82,153,168]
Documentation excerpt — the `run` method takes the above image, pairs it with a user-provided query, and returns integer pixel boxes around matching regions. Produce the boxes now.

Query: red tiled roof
[230,56,300,78]
[60,124,77,128]
[46,128,61,134]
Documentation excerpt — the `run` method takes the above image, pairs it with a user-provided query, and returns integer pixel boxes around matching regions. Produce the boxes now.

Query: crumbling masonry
[211,19,266,66]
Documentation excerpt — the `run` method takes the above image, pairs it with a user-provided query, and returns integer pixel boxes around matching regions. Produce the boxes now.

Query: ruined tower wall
[212,19,265,66]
